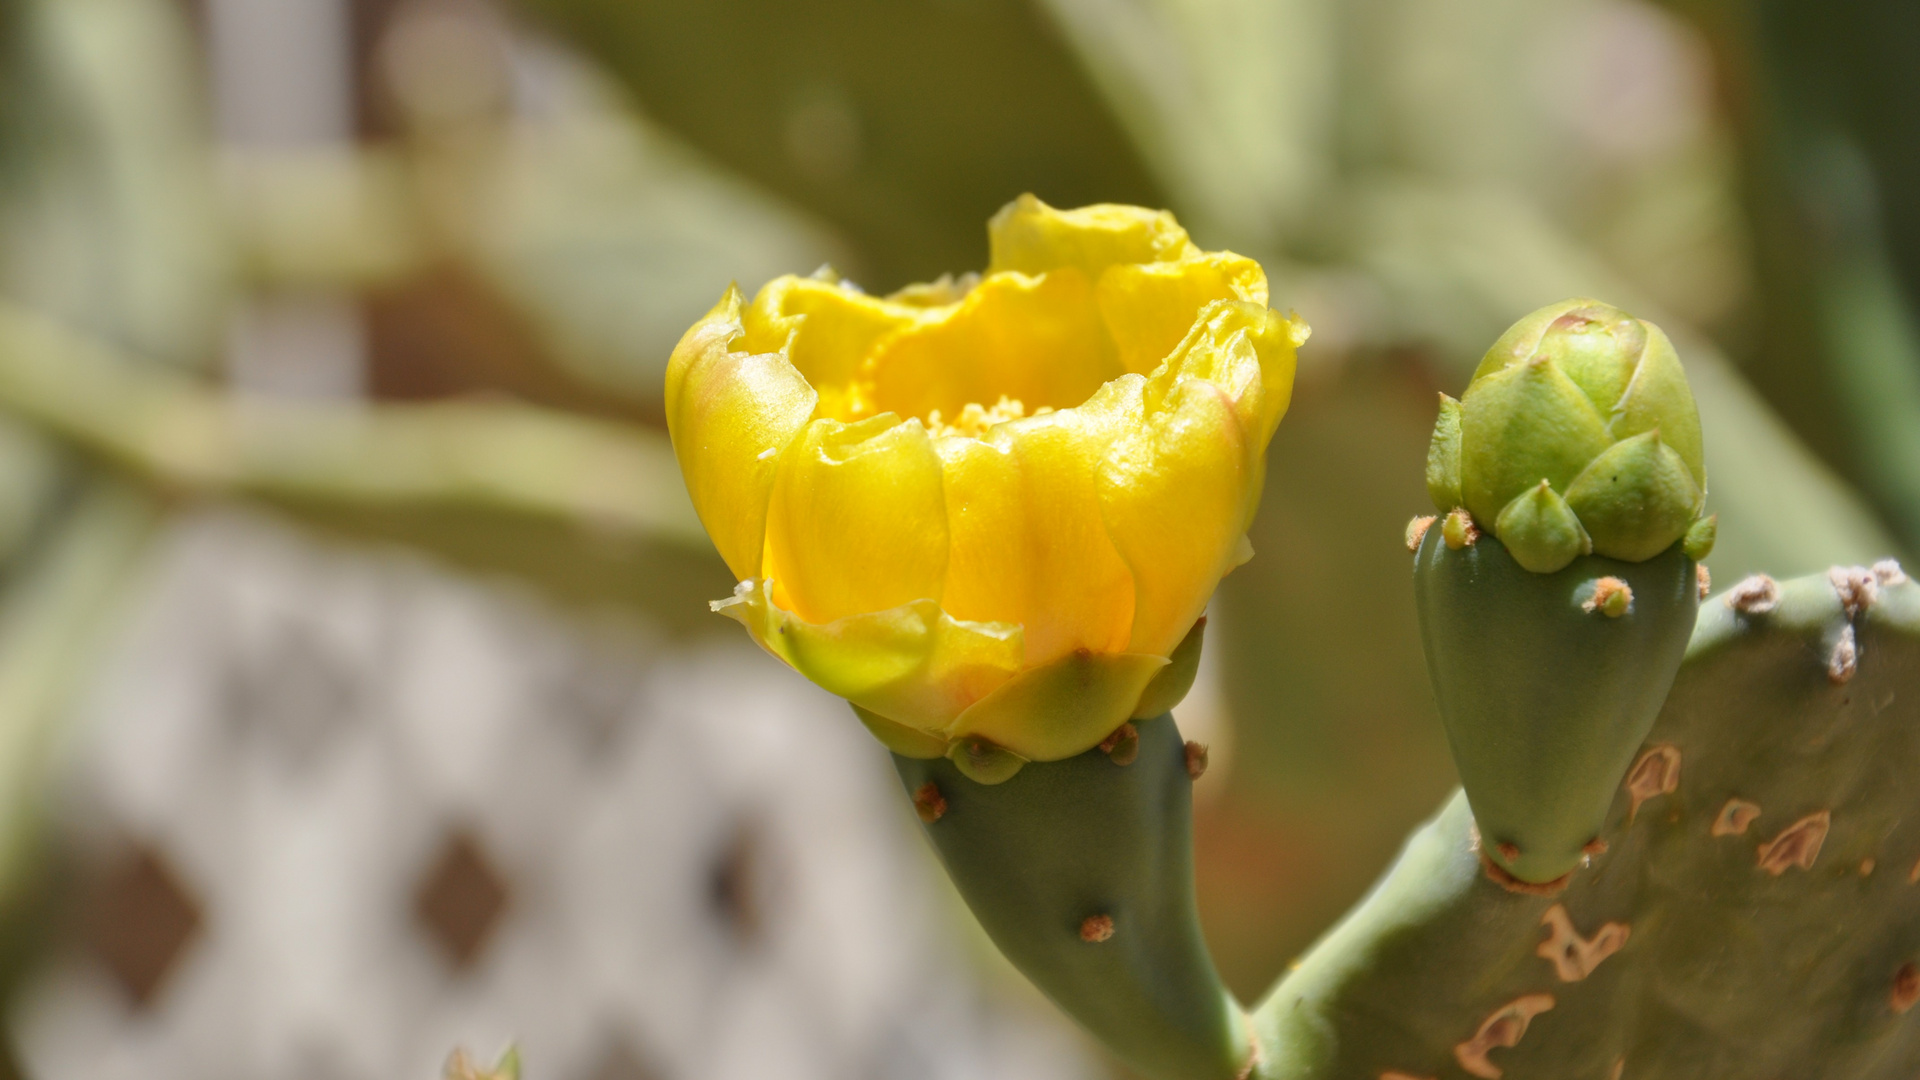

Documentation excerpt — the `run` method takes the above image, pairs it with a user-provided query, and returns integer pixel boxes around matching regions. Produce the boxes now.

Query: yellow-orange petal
[664,287,818,581]
[1155,300,1305,453]
[715,580,1023,732]
[1101,377,1252,658]
[987,194,1195,279]
[935,376,1142,666]
[743,275,924,421]
[763,413,950,624]
[861,269,1120,423]
[947,648,1168,761]
[1095,253,1268,375]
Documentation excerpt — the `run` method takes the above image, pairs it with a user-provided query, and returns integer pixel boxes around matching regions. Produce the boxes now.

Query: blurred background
[0,0,1912,1076]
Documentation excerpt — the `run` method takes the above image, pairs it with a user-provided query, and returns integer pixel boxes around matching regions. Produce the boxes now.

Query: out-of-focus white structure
[12,510,1099,1080]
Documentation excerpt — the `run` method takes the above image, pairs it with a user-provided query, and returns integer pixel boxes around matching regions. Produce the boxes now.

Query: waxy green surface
[1414,531,1699,883]
[1250,566,1920,1079]
[894,715,1250,1080]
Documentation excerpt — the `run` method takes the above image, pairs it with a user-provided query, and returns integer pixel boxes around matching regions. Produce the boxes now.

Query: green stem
[893,715,1253,1080]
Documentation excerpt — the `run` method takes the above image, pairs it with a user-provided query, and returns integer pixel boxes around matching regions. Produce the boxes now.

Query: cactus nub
[1101,722,1141,766]
[913,782,948,823]
[1830,565,1878,618]
[1407,515,1438,552]
[1185,741,1210,780]
[1895,966,1920,1015]
[1442,508,1479,550]
[1727,574,1781,614]
[1581,577,1632,618]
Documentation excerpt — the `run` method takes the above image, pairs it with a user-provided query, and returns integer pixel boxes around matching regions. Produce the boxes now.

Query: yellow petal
[987,193,1195,278]
[947,648,1169,761]
[932,433,1026,622]
[763,414,950,624]
[664,287,818,581]
[1096,253,1268,375]
[715,580,1023,732]
[862,269,1121,423]
[1154,300,1305,452]
[935,377,1142,665]
[743,276,924,421]
[1101,378,1252,658]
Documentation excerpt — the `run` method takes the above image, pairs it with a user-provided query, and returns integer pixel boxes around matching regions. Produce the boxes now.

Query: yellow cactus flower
[665,195,1305,773]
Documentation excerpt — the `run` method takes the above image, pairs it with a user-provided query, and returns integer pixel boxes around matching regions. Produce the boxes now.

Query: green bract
[1426,299,1710,572]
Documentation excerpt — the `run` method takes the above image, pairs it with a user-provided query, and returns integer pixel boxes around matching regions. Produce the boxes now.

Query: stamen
[926,395,1048,438]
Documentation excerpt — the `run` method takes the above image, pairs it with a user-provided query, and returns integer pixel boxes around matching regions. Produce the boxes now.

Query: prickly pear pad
[1252,566,1920,1079]
[893,715,1251,1080]
[1414,529,1698,883]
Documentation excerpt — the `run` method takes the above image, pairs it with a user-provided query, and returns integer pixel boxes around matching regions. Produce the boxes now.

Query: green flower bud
[1426,299,1706,572]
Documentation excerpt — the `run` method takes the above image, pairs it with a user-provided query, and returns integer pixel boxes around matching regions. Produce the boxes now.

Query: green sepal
[950,649,1166,761]
[1132,617,1206,719]
[853,703,948,759]
[1533,303,1645,413]
[1564,430,1702,562]
[895,716,1251,1080]
[1413,527,1697,882]
[1459,356,1612,526]
[1683,512,1717,561]
[1425,394,1464,513]
[1472,297,1592,381]
[1492,480,1590,573]
[1607,323,1705,486]
[947,736,1027,784]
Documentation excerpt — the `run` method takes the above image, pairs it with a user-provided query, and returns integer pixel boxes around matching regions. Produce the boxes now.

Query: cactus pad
[1249,562,1920,1078]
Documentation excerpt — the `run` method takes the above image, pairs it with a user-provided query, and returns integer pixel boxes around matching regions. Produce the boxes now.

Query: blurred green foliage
[511,0,1167,289]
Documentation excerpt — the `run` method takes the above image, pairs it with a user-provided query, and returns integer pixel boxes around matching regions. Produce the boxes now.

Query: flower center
[924,395,1054,439]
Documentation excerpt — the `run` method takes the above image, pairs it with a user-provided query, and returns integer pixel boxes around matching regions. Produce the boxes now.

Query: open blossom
[665,195,1304,763]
